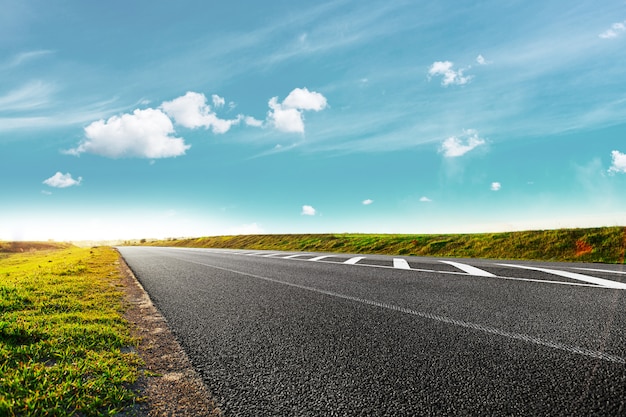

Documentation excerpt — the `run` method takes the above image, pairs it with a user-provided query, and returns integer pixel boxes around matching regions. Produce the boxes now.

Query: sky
[2,0,626,241]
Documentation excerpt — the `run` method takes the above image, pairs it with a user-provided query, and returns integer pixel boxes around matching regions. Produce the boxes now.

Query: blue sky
[2,0,626,241]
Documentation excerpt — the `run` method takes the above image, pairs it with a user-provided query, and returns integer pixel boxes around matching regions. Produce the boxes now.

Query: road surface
[117,246,626,416]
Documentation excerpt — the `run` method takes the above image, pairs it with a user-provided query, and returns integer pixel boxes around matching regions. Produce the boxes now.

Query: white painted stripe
[178,257,626,365]
[393,258,411,270]
[309,255,332,261]
[283,254,308,259]
[498,264,626,289]
[572,267,626,275]
[261,253,283,257]
[440,261,496,277]
[344,256,365,265]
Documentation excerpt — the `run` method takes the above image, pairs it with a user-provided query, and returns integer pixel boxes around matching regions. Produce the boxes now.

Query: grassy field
[0,244,140,416]
[136,226,626,263]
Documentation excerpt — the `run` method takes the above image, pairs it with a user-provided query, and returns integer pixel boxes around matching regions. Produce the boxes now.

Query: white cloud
[608,150,626,174]
[244,116,264,127]
[419,196,432,202]
[491,182,502,191]
[67,108,190,159]
[0,80,55,111]
[362,199,373,205]
[428,61,472,86]
[161,91,241,134]
[211,94,225,108]
[301,205,316,216]
[599,21,626,39]
[476,54,490,65]
[43,172,82,188]
[267,88,328,133]
[440,129,486,158]
[282,87,327,111]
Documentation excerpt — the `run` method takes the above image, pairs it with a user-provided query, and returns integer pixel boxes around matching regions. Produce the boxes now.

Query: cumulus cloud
[301,205,316,216]
[211,94,225,108]
[476,54,490,65]
[282,88,327,111]
[67,108,190,159]
[362,199,373,205]
[599,21,626,39]
[161,91,241,134]
[428,61,472,86]
[267,88,328,133]
[43,172,82,188]
[609,150,626,174]
[440,130,486,158]
[491,182,502,191]
[419,196,432,202]
[244,116,264,127]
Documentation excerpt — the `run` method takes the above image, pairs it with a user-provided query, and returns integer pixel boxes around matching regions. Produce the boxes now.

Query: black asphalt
[117,246,626,416]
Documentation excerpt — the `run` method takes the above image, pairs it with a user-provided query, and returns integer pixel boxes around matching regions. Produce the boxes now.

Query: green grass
[134,226,626,263]
[0,246,141,416]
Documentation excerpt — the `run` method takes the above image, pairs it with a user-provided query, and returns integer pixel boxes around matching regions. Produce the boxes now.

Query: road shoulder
[117,252,222,416]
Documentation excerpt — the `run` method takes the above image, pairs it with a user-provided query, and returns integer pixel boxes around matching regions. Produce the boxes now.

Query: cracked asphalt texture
[117,246,626,416]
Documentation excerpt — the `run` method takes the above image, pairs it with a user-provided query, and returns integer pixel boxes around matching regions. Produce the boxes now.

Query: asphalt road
[117,246,626,416]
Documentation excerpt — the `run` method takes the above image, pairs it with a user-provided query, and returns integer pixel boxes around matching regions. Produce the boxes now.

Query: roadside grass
[134,226,626,263]
[0,246,141,416]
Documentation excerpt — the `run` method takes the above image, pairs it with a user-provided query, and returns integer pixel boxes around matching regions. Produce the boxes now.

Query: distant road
[117,246,626,416]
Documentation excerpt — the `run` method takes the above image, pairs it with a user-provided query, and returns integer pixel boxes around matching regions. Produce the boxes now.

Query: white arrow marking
[440,261,496,277]
[498,264,626,289]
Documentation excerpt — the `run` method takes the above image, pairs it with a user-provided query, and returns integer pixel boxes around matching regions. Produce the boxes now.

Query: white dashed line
[393,258,411,270]
[344,257,365,265]
[498,264,626,289]
[440,261,496,277]
[309,255,332,262]
[283,254,309,259]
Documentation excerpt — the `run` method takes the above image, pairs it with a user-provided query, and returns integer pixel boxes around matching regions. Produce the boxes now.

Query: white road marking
[283,254,309,259]
[309,255,332,261]
[440,261,496,277]
[177,257,626,365]
[344,256,365,265]
[571,267,626,275]
[498,264,626,289]
[261,253,283,257]
[393,258,411,270]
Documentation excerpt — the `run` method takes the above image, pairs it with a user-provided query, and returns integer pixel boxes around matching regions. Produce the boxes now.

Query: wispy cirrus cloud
[599,21,626,39]
[3,50,54,69]
[0,81,56,111]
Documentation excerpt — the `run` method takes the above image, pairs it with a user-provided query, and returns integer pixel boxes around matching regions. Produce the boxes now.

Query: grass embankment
[0,244,140,416]
[139,226,626,263]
